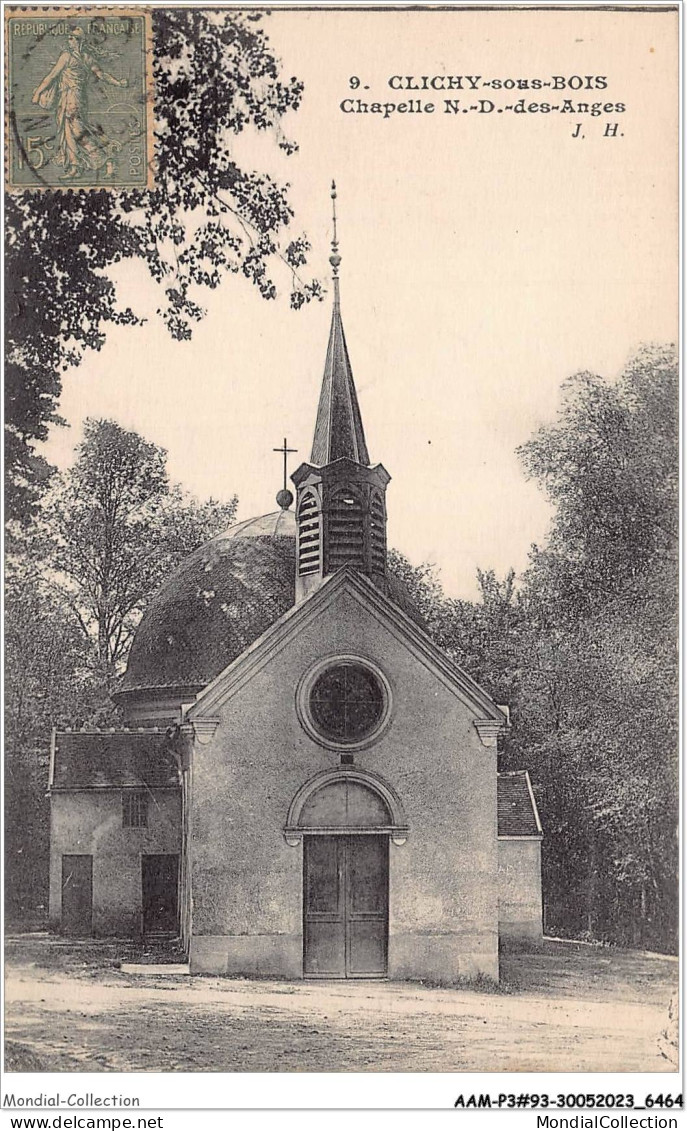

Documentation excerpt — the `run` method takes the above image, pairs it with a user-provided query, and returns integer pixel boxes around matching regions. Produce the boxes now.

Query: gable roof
[497,770,542,837]
[50,731,180,790]
[187,565,507,724]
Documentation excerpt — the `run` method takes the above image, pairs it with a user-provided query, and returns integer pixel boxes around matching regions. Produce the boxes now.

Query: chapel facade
[48,192,543,980]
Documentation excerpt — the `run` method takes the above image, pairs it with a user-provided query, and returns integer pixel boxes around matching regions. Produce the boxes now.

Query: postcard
[3,0,679,1114]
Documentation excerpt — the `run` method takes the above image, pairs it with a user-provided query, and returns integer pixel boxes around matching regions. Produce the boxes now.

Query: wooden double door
[303,835,388,978]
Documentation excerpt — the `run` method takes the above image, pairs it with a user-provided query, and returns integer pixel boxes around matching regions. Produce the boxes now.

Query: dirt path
[4,935,678,1073]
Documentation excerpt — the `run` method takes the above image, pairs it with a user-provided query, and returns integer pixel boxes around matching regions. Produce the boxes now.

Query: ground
[4,934,678,1073]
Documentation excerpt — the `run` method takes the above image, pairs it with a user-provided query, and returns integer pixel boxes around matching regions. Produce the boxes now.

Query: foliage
[390,345,678,951]
[4,555,111,919]
[5,8,322,519]
[387,551,524,705]
[386,549,445,632]
[5,558,108,752]
[35,418,238,684]
[517,343,678,619]
[5,417,240,915]
[508,346,678,950]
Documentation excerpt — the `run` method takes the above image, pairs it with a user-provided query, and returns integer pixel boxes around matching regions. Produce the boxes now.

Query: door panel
[303,837,345,974]
[142,854,179,934]
[304,917,347,976]
[348,920,387,975]
[346,836,388,975]
[303,835,388,977]
[304,836,342,914]
[61,855,93,936]
[348,836,388,915]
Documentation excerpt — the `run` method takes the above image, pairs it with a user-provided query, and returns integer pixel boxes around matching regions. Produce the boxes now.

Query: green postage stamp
[5,7,153,190]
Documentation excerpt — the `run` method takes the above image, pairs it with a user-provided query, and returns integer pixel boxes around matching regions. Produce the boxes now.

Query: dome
[116,508,426,707]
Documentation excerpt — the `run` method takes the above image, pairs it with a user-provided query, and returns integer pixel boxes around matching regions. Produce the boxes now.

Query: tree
[36,418,238,685]
[517,343,678,618]
[5,416,240,916]
[386,549,447,633]
[402,345,678,950]
[387,550,525,709]
[506,345,679,950]
[5,556,109,920]
[6,9,322,519]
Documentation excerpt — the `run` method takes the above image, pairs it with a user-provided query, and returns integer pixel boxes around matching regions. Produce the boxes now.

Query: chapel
[48,189,543,981]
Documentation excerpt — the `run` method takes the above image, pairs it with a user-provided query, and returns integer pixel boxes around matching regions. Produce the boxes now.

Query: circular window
[297,657,392,750]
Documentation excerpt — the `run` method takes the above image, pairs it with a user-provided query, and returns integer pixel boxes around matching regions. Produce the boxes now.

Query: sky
[39,6,678,598]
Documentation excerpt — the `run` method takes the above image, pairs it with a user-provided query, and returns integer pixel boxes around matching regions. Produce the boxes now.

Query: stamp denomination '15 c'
[5,7,153,190]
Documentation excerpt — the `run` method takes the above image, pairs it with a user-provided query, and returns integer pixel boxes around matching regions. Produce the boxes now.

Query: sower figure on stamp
[31,27,128,180]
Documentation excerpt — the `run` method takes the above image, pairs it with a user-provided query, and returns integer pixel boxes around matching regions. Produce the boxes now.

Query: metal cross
[273,437,298,491]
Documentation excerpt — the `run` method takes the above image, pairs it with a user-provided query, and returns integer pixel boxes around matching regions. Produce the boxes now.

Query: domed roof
[217,509,297,540]
[117,509,426,703]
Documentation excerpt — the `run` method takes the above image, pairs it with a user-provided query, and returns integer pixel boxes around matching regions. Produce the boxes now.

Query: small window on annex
[122,790,148,829]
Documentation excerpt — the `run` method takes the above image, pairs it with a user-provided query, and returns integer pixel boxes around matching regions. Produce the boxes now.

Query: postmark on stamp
[5,7,153,191]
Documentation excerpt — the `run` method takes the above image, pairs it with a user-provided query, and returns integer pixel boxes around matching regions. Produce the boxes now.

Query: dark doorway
[61,855,93,936]
[303,835,388,977]
[142,854,179,935]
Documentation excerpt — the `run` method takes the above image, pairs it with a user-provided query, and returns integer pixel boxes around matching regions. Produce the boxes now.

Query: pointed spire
[310,182,370,466]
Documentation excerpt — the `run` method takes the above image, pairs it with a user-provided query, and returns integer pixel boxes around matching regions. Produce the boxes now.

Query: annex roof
[497,770,543,837]
[50,730,180,790]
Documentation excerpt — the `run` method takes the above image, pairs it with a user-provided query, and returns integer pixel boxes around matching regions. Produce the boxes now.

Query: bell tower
[292,183,391,603]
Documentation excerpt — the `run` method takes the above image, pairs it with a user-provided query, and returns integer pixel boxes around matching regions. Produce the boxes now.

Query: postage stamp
[5,7,153,191]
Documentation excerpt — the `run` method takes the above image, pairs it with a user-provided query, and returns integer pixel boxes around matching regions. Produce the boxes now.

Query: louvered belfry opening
[292,461,391,601]
[298,491,321,577]
[370,490,387,575]
[327,486,364,571]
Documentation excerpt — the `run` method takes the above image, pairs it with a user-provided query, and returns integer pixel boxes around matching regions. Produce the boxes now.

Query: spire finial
[329,180,342,287]
[308,181,370,467]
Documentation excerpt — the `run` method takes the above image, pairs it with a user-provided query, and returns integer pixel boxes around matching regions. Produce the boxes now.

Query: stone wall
[49,789,181,936]
[498,837,543,943]
[189,582,500,981]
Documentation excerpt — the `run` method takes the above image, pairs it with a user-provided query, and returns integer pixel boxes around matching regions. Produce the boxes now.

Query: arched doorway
[285,770,408,978]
